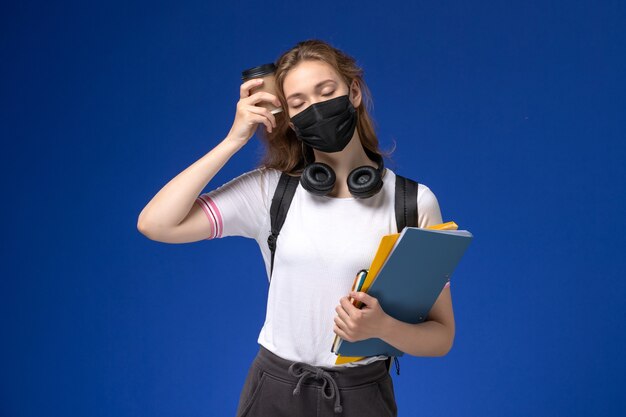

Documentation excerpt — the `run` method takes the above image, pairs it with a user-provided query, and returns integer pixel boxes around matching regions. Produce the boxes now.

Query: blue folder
[334,227,473,357]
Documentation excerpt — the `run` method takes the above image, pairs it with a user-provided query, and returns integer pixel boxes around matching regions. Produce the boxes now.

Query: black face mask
[289,94,358,153]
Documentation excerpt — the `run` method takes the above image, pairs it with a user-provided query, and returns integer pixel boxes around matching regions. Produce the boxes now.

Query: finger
[245,104,277,128]
[334,315,348,332]
[240,78,264,99]
[351,291,377,307]
[245,105,274,132]
[335,302,351,323]
[246,91,282,109]
[333,323,350,341]
[339,296,358,318]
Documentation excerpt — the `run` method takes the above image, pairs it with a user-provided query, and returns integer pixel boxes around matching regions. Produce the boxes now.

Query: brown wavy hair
[254,39,395,175]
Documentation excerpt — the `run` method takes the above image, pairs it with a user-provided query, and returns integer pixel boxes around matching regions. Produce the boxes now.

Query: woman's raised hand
[226,78,282,146]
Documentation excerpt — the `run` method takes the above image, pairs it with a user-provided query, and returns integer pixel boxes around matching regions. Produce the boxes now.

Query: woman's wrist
[221,134,247,152]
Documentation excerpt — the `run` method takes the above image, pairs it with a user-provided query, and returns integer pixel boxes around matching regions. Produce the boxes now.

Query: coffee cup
[241,63,283,115]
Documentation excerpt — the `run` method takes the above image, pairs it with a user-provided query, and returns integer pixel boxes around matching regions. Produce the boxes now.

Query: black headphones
[300,148,385,198]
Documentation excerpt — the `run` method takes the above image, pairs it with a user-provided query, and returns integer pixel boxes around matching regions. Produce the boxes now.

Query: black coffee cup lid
[241,63,276,80]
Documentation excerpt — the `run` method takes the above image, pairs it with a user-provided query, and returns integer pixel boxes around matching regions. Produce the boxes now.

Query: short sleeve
[417,183,443,228]
[194,168,280,240]
[417,184,450,288]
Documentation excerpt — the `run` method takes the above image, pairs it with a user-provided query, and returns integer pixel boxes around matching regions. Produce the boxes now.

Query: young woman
[138,39,455,417]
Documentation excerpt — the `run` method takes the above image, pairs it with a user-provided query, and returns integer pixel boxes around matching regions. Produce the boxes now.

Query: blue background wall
[2,1,625,416]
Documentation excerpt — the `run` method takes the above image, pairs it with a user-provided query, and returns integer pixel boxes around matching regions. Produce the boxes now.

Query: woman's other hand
[333,291,390,342]
[226,78,282,146]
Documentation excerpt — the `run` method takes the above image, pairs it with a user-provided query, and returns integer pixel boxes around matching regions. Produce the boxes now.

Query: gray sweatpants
[235,345,398,417]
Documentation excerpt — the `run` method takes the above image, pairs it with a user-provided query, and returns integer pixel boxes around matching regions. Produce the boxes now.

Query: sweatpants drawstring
[288,362,343,414]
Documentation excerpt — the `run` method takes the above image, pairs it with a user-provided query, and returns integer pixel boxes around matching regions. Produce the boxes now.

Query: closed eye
[292,92,335,109]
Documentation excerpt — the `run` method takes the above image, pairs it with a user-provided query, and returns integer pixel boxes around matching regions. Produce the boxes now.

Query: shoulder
[387,169,443,227]
[259,167,284,194]
[417,183,439,206]
[260,166,283,179]
[389,169,438,204]
[417,183,443,227]
[386,169,437,200]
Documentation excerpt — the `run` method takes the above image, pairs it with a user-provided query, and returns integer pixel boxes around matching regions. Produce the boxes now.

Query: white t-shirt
[195,167,445,368]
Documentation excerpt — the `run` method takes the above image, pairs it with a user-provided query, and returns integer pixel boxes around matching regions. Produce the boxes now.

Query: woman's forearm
[379,315,454,357]
[137,135,243,230]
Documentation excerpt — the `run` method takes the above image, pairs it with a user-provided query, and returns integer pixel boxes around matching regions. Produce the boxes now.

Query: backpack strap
[394,174,419,231]
[267,172,300,281]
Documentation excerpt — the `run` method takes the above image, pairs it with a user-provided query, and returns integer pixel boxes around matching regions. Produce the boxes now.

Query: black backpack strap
[268,172,300,281]
[394,174,419,231]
